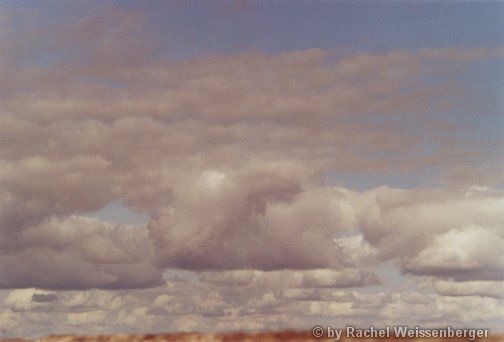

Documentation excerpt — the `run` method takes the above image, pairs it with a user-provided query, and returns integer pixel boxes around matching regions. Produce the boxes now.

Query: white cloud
[3,288,56,311]
[199,268,381,288]
[406,226,504,280]
[433,280,504,299]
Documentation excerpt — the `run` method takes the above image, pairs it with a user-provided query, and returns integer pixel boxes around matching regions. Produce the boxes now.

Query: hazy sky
[0,1,503,338]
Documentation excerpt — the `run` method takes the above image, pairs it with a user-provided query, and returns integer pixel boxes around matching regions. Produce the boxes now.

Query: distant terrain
[2,332,503,342]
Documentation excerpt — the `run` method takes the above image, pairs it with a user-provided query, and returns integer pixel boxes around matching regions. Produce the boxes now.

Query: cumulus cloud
[405,226,504,281]
[2,278,503,338]
[4,288,57,311]
[199,269,381,288]
[0,4,503,337]
[356,187,504,265]
[432,280,504,299]
[0,216,162,290]
[3,37,491,287]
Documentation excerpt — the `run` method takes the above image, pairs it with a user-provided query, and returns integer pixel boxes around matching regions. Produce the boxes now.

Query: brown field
[1,332,502,342]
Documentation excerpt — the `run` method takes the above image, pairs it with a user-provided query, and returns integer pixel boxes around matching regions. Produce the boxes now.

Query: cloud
[4,288,57,311]
[199,268,381,288]
[4,278,503,338]
[150,183,363,270]
[1,165,502,290]
[378,293,504,326]
[356,187,504,265]
[67,310,107,326]
[432,280,504,299]
[1,175,502,289]
[31,293,58,303]
[335,234,378,265]
[0,216,162,290]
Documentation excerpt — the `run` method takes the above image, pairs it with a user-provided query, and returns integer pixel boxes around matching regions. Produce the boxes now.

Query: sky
[0,0,503,338]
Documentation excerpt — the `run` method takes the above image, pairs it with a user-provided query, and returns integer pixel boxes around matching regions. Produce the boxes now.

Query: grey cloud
[199,268,381,288]
[430,280,504,299]
[31,293,57,303]
[0,216,162,290]
[3,289,57,311]
[0,6,503,289]
[149,183,356,270]
[356,187,504,265]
